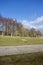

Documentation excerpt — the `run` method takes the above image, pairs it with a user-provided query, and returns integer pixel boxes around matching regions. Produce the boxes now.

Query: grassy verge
[0,52,43,65]
[0,36,43,46]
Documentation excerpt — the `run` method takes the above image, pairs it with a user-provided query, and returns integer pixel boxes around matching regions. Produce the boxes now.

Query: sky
[0,0,43,33]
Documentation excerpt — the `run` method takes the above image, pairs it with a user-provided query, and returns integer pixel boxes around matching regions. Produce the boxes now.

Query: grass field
[0,36,43,46]
[0,52,43,65]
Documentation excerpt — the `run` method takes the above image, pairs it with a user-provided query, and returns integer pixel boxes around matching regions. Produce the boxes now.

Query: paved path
[0,45,43,56]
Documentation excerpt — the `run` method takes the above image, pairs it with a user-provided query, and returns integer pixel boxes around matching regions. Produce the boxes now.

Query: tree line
[0,15,42,37]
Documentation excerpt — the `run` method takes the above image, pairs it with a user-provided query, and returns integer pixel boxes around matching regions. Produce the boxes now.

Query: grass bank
[0,52,43,65]
[0,36,43,46]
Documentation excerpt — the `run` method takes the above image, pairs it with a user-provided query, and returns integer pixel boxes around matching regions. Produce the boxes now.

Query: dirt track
[0,45,43,56]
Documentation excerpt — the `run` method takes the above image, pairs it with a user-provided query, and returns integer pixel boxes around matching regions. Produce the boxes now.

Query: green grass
[0,36,43,46]
[0,52,43,65]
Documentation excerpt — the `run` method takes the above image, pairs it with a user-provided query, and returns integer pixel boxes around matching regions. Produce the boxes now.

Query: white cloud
[31,16,43,25]
[37,25,43,28]
[21,16,43,30]
[22,20,36,29]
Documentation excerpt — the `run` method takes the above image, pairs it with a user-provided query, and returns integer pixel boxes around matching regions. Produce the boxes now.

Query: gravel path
[0,45,43,56]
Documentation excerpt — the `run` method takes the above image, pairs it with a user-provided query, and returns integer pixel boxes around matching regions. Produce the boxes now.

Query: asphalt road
[0,45,43,56]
